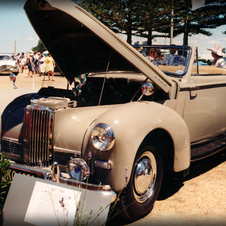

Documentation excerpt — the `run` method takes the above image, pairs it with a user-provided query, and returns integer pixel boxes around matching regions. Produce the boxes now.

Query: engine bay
[38,75,169,107]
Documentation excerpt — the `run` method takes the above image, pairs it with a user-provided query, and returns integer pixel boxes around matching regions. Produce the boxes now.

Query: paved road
[1,70,226,225]
[0,69,68,91]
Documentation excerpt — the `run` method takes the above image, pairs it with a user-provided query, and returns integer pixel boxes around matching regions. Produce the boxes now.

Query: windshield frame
[0,55,13,61]
[133,45,192,77]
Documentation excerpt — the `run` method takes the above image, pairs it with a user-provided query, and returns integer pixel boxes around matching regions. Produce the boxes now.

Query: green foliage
[75,0,174,44]
[77,0,144,44]
[74,0,226,45]
[172,0,226,45]
[137,0,173,44]
[32,40,46,53]
[0,153,11,211]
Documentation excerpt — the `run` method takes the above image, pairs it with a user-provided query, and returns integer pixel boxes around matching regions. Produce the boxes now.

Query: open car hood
[24,0,173,93]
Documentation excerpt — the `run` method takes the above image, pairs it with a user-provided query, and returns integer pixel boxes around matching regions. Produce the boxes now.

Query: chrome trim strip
[10,163,51,179]
[180,83,226,91]
[59,177,112,191]
[59,177,116,203]
[54,146,81,155]
[1,137,19,143]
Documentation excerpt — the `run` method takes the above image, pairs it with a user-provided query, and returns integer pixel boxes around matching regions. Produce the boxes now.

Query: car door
[181,74,226,143]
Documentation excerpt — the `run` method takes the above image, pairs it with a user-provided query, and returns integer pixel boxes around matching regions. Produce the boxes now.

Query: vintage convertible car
[1,0,226,222]
[0,54,19,75]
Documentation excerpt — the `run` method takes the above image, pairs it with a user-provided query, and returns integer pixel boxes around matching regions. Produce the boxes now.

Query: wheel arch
[139,128,174,172]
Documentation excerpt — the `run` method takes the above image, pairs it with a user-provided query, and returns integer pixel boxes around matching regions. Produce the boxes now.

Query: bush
[0,153,11,211]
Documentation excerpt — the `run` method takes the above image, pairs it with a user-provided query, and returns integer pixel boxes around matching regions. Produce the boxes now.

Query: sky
[0,0,39,54]
[1,0,226,60]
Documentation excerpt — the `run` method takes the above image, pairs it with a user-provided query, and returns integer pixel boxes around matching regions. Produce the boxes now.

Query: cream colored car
[0,54,19,75]
[1,0,226,222]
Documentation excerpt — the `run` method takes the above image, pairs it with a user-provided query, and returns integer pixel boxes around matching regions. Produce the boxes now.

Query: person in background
[15,53,20,64]
[38,53,45,76]
[169,49,187,66]
[45,53,55,81]
[151,48,162,66]
[76,73,86,92]
[27,53,35,78]
[138,47,146,56]
[19,52,26,73]
[9,73,17,89]
[26,52,31,67]
[33,51,39,75]
[207,44,226,68]
[162,48,176,65]
[146,48,155,62]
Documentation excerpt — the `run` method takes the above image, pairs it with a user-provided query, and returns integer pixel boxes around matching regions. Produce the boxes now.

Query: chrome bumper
[0,69,19,74]
[10,162,116,202]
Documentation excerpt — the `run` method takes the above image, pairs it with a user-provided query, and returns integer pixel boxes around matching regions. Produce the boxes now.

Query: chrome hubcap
[133,151,157,203]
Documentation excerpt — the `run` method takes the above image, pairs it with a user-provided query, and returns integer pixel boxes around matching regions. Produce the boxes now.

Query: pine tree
[72,0,226,45]
[161,0,226,45]
[78,0,146,44]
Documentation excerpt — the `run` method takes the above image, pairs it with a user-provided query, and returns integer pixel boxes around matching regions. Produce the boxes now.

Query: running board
[191,135,226,162]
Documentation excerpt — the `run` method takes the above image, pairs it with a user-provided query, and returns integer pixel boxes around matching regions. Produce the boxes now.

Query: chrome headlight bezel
[91,123,115,151]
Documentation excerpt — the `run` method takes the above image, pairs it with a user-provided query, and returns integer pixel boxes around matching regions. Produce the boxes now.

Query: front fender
[88,101,190,192]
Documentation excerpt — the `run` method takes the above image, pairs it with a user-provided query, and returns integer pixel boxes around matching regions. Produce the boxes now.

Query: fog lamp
[67,158,90,181]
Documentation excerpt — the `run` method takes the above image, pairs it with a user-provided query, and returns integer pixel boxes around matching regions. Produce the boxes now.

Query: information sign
[3,174,113,225]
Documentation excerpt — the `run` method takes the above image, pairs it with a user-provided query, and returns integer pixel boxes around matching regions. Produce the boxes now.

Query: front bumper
[10,162,116,202]
[0,69,19,74]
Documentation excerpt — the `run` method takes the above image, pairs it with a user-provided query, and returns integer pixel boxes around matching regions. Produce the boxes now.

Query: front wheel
[120,145,163,221]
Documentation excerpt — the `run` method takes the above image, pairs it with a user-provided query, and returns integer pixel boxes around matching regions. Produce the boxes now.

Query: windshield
[0,55,13,61]
[134,45,191,77]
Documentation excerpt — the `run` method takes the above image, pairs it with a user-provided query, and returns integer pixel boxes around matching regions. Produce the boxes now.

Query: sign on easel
[3,174,113,225]
[25,181,81,225]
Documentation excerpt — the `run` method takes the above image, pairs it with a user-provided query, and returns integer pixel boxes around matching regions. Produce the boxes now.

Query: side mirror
[141,83,154,96]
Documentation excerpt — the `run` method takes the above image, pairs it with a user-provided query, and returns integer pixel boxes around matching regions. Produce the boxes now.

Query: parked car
[194,60,208,65]
[0,54,19,75]
[1,0,226,222]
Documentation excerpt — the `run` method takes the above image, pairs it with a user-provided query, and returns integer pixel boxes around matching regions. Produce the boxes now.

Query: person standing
[207,44,226,68]
[45,53,55,81]
[15,53,20,64]
[38,54,46,76]
[33,51,39,75]
[27,53,35,78]
[19,52,26,73]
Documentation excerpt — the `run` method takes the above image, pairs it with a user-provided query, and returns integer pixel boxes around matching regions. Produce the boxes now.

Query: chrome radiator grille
[23,105,54,166]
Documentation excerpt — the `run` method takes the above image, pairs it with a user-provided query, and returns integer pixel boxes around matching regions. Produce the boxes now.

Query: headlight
[67,158,90,181]
[91,123,115,151]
